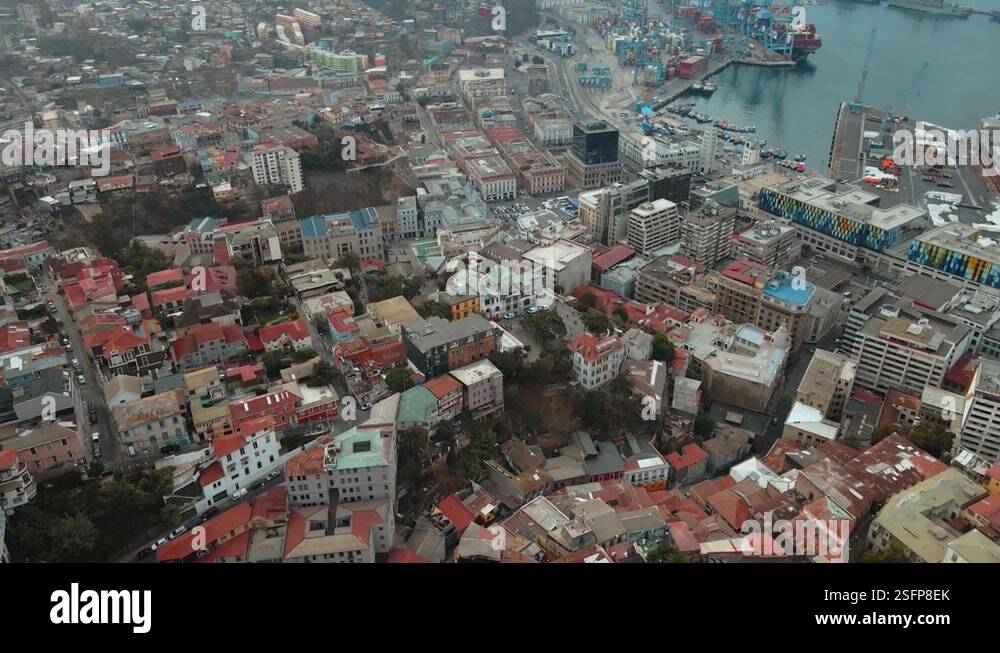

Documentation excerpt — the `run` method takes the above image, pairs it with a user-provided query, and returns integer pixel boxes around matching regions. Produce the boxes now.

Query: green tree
[490,350,524,383]
[308,359,337,387]
[47,515,100,562]
[339,252,360,271]
[521,309,566,348]
[908,421,954,458]
[578,291,599,310]
[871,422,899,444]
[138,467,174,499]
[582,311,612,335]
[861,542,909,563]
[652,333,675,363]
[312,315,329,336]
[613,305,629,323]
[237,267,278,299]
[385,368,414,393]
[646,542,688,563]
[262,351,286,378]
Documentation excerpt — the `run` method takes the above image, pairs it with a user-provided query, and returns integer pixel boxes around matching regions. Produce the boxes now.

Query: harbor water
[674,0,1000,169]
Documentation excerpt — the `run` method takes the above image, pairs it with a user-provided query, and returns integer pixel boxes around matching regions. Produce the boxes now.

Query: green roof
[333,426,389,470]
[396,385,437,427]
[410,238,442,265]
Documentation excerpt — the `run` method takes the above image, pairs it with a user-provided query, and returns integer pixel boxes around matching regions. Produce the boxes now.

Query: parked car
[168,525,187,540]
[230,488,248,501]
[150,536,169,551]
[134,546,154,561]
[502,312,516,320]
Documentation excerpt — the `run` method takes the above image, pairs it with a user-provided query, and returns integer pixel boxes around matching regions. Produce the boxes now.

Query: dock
[644,55,734,111]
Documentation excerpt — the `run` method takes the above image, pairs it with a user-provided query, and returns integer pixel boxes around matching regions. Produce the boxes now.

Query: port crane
[853,27,878,110]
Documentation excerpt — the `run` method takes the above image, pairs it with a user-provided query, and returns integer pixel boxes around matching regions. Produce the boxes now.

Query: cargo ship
[772,14,823,61]
[886,0,971,17]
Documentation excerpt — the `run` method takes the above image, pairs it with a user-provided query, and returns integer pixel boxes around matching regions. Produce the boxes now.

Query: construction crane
[853,27,878,110]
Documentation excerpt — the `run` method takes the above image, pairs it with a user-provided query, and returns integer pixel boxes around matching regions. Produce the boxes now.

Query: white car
[168,525,187,540]
[150,536,169,551]
[77,375,87,385]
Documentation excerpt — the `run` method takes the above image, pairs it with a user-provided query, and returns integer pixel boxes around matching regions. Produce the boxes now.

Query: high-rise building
[957,358,1000,464]
[640,165,692,205]
[251,145,304,194]
[566,120,623,189]
[578,179,649,246]
[732,220,802,271]
[795,349,857,421]
[841,288,973,395]
[627,199,681,255]
[698,126,717,174]
[680,200,737,267]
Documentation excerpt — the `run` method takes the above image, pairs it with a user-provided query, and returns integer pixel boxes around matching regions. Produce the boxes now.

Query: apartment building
[251,144,304,194]
[957,358,1000,465]
[401,315,498,378]
[578,179,650,246]
[197,419,282,508]
[715,260,817,350]
[0,449,36,515]
[325,423,397,504]
[796,349,857,421]
[566,333,625,390]
[450,359,504,421]
[841,288,973,395]
[680,201,737,267]
[112,391,189,453]
[732,220,802,271]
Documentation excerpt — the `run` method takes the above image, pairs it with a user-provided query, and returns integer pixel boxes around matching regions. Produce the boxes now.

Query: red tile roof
[192,322,225,345]
[388,547,427,563]
[145,267,184,289]
[213,433,246,459]
[423,374,462,400]
[258,318,309,344]
[0,449,18,469]
[0,321,30,354]
[198,461,224,487]
[151,285,189,306]
[592,244,635,271]
[566,333,623,364]
[665,443,708,471]
[722,259,768,286]
[156,502,253,563]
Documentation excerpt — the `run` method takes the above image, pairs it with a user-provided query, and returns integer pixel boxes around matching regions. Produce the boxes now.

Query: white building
[699,126,717,174]
[521,238,592,295]
[566,333,625,389]
[0,450,35,515]
[283,445,330,507]
[627,199,681,255]
[251,144,304,194]
[196,420,283,509]
[842,291,972,396]
[325,421,397,505]
[450,359,504,421]
[957,358,1000,465]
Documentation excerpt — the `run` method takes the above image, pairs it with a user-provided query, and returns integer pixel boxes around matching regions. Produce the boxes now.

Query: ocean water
[674,0,1000,168]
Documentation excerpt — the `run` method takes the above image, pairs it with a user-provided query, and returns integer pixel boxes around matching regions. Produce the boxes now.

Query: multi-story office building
[907,222,1000,290]
[732,220,802,271]
[566,120,623,189]
[680,200,737,267]
[840,288,973,396]
[578,179,650,246]
[715,260,817,350]
[640,165,692,205]
[635,255,717,314]
[627,199,682,255]
[758,176,926,262]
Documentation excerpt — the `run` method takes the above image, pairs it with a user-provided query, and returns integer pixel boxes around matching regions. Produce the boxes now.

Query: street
[36,272,119,470]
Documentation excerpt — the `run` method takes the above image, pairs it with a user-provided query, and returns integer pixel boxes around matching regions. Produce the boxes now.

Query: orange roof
[151,285,189,306]
[198,461,224,487]
[145,267,184,289]
[423,374,462,399]
[156,502,253,563]
[192,322,225,345]
[258,319,309,344]
[285,446,326,477]
[213,433,246,459]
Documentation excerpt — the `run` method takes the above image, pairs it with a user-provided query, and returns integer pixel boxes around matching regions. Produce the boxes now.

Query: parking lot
[488,193,580,222]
